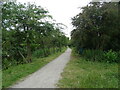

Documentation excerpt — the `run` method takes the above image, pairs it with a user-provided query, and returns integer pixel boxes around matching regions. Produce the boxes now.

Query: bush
[2,59,18,70]
[32,49,44,58]
[104,50,118,63]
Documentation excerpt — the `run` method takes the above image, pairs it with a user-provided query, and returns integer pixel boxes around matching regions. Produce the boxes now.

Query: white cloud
[17,0,91,38]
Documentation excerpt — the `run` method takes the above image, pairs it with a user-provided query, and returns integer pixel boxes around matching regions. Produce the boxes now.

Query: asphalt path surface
[11,48,72,88]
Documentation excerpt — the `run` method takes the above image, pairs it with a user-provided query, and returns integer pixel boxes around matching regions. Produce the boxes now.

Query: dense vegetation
[71,2,120,63]
[58,2,119,88]
[2,2,69,69]
[2,1,119,88]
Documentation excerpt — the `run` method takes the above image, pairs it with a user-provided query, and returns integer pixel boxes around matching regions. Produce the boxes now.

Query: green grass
[0,70,2,89]
[2,48,67,88]
[57,50,118,88]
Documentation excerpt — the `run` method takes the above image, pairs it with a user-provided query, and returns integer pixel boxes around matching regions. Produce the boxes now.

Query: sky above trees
[17,0,92,38]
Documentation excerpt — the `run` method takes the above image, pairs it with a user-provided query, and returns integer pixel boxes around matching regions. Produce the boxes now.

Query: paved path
[11,48,72,88]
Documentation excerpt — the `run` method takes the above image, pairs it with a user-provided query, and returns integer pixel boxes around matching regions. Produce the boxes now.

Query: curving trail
[11,48,72,88]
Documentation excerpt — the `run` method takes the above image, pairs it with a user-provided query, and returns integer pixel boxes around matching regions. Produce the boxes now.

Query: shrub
[104,50,118,63]
[2,59,18,70]
[32,49,44,58]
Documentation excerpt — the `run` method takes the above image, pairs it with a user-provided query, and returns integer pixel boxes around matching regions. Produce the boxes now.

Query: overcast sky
[17,0,92,38]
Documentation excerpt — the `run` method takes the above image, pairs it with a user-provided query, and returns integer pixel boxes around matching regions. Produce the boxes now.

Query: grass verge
[0,70,2,89]
[2,47,67,88]
[57,50,118,88]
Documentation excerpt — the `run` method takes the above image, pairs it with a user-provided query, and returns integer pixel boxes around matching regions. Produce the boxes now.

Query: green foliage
[71,2,120,51]
[2,59,17,69]
[71,2,120,63]
[2,2,69,69]
[32,47,62,58]
[32,49,44,58]
[104,50,118,63]
[82,49,104,62]
[117,51,120,61]
[82,49,119,63]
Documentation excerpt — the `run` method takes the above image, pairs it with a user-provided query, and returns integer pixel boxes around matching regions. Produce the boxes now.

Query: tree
[71,2,119,51]
[2,2,69,69]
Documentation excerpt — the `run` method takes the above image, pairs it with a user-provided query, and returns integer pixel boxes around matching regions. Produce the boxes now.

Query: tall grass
[81,49,119,63]
[32,47,64,58]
